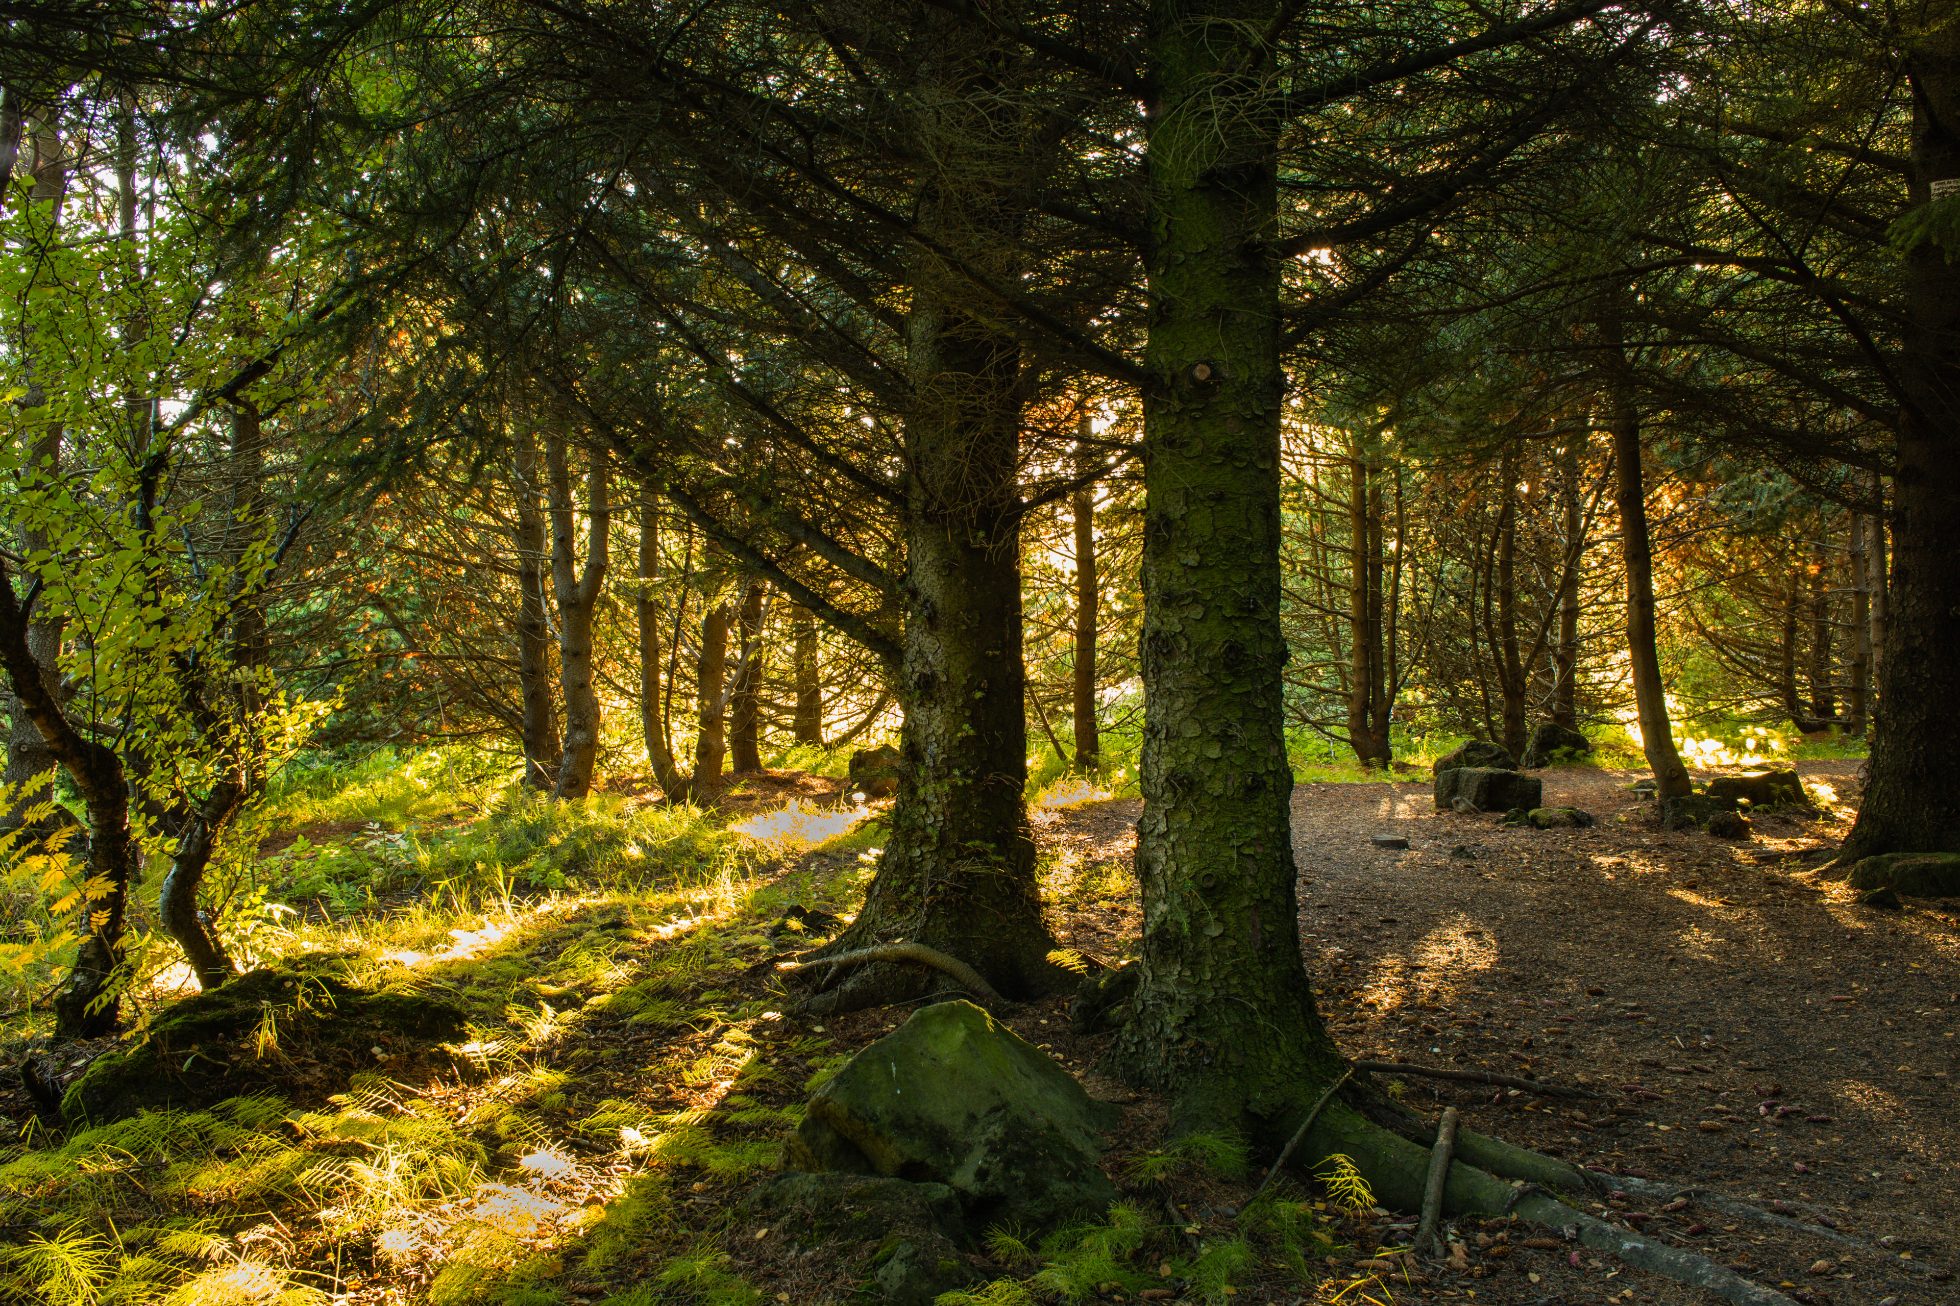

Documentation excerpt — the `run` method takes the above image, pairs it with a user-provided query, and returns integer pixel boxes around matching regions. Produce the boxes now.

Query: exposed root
[1594,1171,1869,1249]
[1247,1068,1350,1206]
[777,941,1001,1004]
[1510,1187,1800,1306]
[1413,1106,1459,1259]
[1356,1058,1602,1099]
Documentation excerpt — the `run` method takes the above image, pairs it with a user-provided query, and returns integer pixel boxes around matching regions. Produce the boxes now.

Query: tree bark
[728,576,765,772]
[1806,555,1834,726]
[638,498,689,796]
[791,604,824,746]
[546,435,608,799]
[1110,0,1346,1140]
[692,598,730,797]
[512,432,560,789]
[1552,433,1584,729]
[1846,510,1870,737]
[1608,374,1691,801]
[1345,439,1393,767]
[1840,22,1960,858]
[1071,416,1102,772]
[1494,449,1528,759]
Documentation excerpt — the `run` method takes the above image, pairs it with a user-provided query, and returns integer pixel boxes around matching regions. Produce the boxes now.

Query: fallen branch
[776,941,1001,1002]
[1248,1067,1352,1205]
[1356,1059,1602,1099]
[1414,1106,1459,1258]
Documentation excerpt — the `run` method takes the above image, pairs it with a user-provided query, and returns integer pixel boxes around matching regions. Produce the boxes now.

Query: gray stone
[1521,723,1594,769]
[1433,739,1517,776]
[1526,806,1595,830]
[786,1000,1119,1229]
[1705,768,1805,809]
[847,744,903,798]
[1630,778,1659,796]
[1844,852,1960,899]
[1370,834,1410,850]
[1436,766,1542,813]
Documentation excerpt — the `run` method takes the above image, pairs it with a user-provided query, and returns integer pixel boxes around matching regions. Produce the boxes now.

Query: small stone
[1856,886,1902,910]
[1449,845,1478,860]
[1370,834,1410,850]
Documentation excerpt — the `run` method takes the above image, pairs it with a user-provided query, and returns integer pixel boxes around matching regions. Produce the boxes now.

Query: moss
[1845,852,1960,897]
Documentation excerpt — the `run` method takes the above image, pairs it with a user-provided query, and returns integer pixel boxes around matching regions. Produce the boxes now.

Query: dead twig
[1414,1106,1460,1258]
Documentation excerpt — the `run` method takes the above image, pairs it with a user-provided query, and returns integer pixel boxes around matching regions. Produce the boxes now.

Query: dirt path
[1045,760,1959,1304]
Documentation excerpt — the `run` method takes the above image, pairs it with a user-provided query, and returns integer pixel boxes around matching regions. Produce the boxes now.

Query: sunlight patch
[1036,776,1113,810]
[731,799,866,850]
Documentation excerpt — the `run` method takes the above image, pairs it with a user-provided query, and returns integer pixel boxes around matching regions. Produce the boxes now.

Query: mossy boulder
[1526,806,1595,830]
[1434,739,1516,776]
[847,744,903,798]
[1521,723,1593,769]
[1661,793,1740,832]
[746,1172,971,1304]
[786,999,1119,1230]
[61,967,466,1126]
[1705,768,1806,808]
[1436,766,1542,813]
[1843,852,1960,898]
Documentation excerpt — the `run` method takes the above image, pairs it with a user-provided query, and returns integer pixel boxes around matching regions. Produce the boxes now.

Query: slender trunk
[1112,0,1344,1140]
[728,576,765,772]
[1847,510,1870,737]
[1071,419,1101,772]
[512,433,560,789]
[791,605,824,746]
[638,499,688,795]
[2,111,68,830]
[693,600,730,797]
[1345,446,1388,766]
[1841,25,1960,858]
[159,779,244,990]
[1867,472,1888,687]
[1806,557,1834,725]
[1780,567,1805,728]
[1495,450,1527,758]
[1552,433,1583,729]
[1608,376,1690,801]
[546,436,608,799]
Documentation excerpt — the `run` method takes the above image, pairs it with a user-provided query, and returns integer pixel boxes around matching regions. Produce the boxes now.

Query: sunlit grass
[728,798,868,851]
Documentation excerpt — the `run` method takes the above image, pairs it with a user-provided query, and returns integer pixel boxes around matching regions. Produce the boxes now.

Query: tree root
[1355,1058,1602,1099]
[1594,1171,1868,1249]
[776,941,1001,1003]
[1414,1106,1459,1258]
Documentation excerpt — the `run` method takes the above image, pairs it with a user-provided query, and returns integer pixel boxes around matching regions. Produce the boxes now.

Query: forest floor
[2,757,1953,1306]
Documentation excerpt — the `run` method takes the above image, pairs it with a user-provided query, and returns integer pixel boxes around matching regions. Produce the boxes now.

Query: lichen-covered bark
[1110,0,1346,1139]
[1841,18,1960,858]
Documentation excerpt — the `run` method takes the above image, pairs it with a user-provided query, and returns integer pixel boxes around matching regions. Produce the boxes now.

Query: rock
[745,1173,971,1305]
[1433,739,1517,776]
[1520,723,1593,769]
[1370,834,1410,850]
[1630,778,1659,796]
[61,968,467,1126]
[772,904,842,938]
[1501,807,1531,826]
[1435,766,1542,813]
[1450,797,1478,815]
[1069,962,1139,1034]
[1660,793,1739,832]
[1705,811,1750,839]
[786,999,1119,1229]
[847,744,903,798]
[1704,768,1805,809]
[1856,886,1903,910]
[1526,806,1595,830]
[1843,852,1960,898]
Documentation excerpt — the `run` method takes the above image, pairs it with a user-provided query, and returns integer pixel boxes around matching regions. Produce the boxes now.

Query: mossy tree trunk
[1110,0,1347,1139]
[1841,18,1960,859]
[513,432,561,791]
[546,435,609,800]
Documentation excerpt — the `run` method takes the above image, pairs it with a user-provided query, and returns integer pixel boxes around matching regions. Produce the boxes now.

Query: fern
[1316,1152,1376,1213]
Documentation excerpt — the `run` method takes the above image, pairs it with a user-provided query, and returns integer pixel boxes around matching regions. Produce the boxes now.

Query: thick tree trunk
[1071,425,1101,772]
[791,605,824,746]
[728,576,765,772]
[692,599,731,797]
[1552,434,1584,728]
[159,779,244,991]
[1841,25,1960,859]
[638,499,688,796]
[1846,511,1870,737]
[546,436,608,799]
[1110,0,1346,1141]
[2,112,68,831]
[513,434,560,790]
[1608,383,1691,801]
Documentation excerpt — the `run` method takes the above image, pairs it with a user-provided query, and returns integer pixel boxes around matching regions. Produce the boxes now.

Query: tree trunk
[1779,566,1806,728]
[1494,450,1528,759]
[692,599,730,797]
[728,576,765,772]
[513,433,560,790]
[546,436,608,799]
[1806,556,1834,726]
[1110,0,1346,1141]
[1,111,68,832]
[1345,441,1393,767]
[1867,473,1888,687]
[791,605,824,746]
[1071,418,1101,772]
[638,498,689,796]
[1552,433,1583,729]
[1840,23,1960,859]
[1608,380,1691,801]
[1846,510,1870,737]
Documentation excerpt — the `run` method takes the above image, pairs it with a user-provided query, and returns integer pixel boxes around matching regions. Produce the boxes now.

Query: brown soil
[1013,758,1959,1305]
